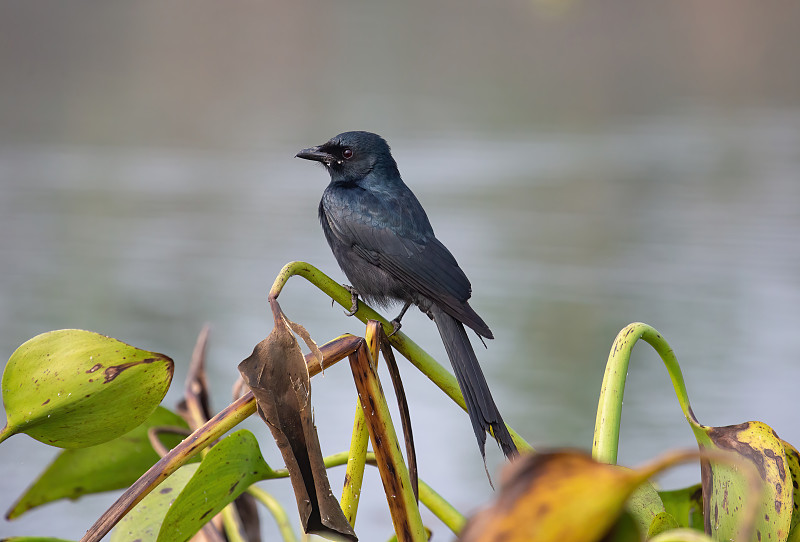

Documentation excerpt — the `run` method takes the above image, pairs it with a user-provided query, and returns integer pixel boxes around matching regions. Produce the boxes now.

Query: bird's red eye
[342,148,353,159]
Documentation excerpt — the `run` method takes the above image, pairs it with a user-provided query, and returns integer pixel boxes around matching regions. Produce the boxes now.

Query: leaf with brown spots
[109,463,199,542]
[238,298,357,541]
[155,430,272,542]
[783,440,800,539]
[459,449,753,542]
[0,329,173,448]
[693,421,793,542]
[6,406,191,520]
[459,451,647,542]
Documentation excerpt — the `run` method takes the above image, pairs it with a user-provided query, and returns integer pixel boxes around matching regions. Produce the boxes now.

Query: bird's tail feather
[431,306,517,460]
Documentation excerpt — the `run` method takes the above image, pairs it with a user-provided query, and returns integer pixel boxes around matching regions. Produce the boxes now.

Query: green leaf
[692,421,793,542]
[156,429,273,542]
[1,329,174,447]
[6,407,190,519]
[659,484,704,530]
[647,512,681,538]
[625,481,676,537]
[109,463,199,542]
[783,440,800,537]
[604,510,642,542]
[460,451,651,542]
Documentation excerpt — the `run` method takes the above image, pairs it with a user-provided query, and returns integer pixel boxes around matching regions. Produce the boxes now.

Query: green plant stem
[220,504,247,542]
[418,479,466,534]
[592,322,695,465]
[248,485,300,542]
[269,261,533,454]
[339,323,383,526]
[341,390,370,525]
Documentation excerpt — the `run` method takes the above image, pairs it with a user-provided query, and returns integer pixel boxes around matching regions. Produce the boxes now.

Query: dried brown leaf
[238,298,356,541]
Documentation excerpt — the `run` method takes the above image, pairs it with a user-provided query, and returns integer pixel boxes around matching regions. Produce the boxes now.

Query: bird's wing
[323,188,493,338]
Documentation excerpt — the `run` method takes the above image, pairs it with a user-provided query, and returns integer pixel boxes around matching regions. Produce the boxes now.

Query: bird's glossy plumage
[297,131,516,461]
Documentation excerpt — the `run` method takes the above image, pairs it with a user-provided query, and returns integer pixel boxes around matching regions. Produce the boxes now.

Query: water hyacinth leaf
[692,421,792,542]
[1,329,174,447]
[605,510,642,542]
[646,512,682,539]
[109,463,199,542]
[783,440,800,536]
[155,430,272,542]
[459,451,648,542]
[659,483,704,530]
[6,407,189,519]
[625,481,677,537]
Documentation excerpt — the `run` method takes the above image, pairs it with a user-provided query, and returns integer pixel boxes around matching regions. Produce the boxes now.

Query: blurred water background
[2,2,800,540]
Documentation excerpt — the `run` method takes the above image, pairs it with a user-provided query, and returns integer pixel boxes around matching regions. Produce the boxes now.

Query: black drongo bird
[296,131,518,462]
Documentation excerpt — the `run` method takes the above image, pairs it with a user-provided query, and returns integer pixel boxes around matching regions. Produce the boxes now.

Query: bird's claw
[344,285,359,316]
[387,301,412,336]
[387,319,402,337]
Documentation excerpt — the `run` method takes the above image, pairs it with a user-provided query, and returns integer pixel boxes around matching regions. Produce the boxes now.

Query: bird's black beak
[296,145,332,165]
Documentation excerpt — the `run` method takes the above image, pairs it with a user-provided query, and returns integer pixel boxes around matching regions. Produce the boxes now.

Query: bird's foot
[343,285,359,316]
[388,318,402,337]
[387,301,412,337]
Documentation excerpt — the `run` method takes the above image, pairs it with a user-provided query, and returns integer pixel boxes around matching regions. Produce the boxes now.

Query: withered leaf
[459,451,641,542]
[238,298,357,541]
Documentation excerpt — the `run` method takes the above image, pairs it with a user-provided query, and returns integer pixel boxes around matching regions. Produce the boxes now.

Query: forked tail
[431,305,517,460]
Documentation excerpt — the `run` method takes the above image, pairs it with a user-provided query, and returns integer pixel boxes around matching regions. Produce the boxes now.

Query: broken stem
[350,321,426,542]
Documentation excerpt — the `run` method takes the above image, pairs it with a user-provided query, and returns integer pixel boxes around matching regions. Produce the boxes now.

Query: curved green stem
[269,261,533,454]
[418,478,466,534]
[248,485,300,542]
[592,322,695,465]
[220,504,247,542]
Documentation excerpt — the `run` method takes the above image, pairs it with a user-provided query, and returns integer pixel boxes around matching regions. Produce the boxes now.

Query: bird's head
[296,131,399,183]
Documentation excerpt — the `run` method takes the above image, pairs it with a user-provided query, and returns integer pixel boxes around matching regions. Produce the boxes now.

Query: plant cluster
[2,262,798,542]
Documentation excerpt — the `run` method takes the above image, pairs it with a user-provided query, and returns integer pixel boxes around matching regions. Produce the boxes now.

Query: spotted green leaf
[109,463,200,542]
[692,421,792,542]
[157,429,273,542]
[6,407,189,519]
[1,329,173,447]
